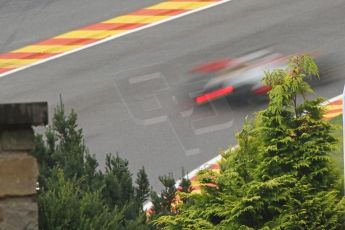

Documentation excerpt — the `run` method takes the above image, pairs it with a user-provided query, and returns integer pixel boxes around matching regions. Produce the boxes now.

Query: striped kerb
[146,98,343,214]
[324,98,343,120]
[0,0,224,75]
[188,99,344,194]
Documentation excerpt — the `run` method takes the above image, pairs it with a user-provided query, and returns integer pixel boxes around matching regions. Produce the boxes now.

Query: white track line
[181,94,343,184]
[322,94,342,105]
[143,93,343,210]
[0,0,233,79]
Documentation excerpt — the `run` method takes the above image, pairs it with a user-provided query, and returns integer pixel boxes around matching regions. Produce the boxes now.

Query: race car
[190,49,308,105]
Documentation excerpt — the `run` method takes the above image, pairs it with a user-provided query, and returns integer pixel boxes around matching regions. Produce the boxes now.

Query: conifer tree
[153,55,345,229]
[33,99,99,190]
[102,153,134,208]
[150,173,177,217]
[32,99,151,230]
[135,167,151,205]
[179,168,192,194]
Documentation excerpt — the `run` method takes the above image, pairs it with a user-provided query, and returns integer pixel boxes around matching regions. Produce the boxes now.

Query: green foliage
[179,168,192,194]
[154,55,345,229]
[149,170,193,226]
[329,115,345,177]
[32,99,151,230]
[38,169,123,230]
[136,167,151,205]
[32,100,98,190]
[102,153,134,208]
[150,173,177,216]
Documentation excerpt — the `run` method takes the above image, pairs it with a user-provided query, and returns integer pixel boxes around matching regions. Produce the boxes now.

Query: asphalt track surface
[1,0,345,189]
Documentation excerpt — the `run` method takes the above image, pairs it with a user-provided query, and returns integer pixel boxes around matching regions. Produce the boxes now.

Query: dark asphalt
[1,0,345,189]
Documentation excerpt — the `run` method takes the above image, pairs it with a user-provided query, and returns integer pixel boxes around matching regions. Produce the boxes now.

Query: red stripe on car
[253,85,272,95]
[195,86,234,104]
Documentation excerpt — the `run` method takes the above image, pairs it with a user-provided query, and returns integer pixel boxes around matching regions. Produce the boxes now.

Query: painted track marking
[0,0,233,78]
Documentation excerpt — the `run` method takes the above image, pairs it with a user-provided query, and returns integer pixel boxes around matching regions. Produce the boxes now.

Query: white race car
[191,50,315,104]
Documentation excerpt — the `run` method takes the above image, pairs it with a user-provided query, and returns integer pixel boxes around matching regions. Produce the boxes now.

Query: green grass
[330,115,344,173]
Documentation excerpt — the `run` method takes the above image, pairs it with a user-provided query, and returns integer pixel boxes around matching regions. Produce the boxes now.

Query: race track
[1,0,344,188]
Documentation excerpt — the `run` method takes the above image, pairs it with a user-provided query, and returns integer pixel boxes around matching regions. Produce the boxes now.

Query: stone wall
[0,102,47,230]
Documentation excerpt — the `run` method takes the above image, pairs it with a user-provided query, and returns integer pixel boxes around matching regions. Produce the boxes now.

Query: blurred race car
[191,49,307,105]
